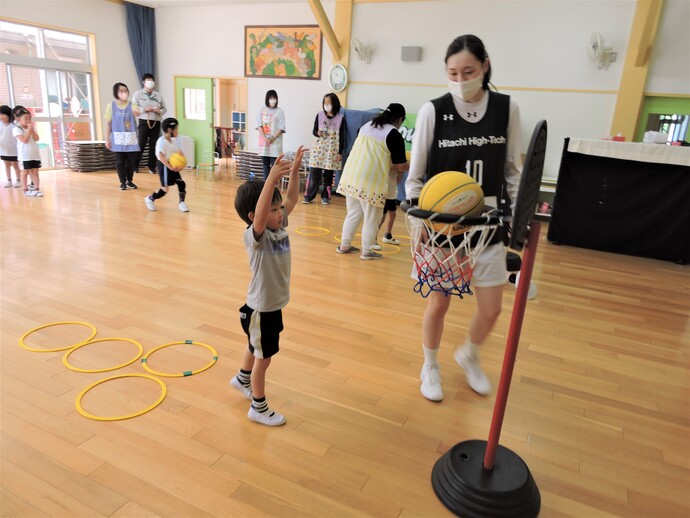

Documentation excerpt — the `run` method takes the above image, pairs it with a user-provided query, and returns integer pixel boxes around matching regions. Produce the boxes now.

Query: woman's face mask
[268,98,277,107]
[448,75,483,102]
[118,90,129,101]
[324,104,332,113]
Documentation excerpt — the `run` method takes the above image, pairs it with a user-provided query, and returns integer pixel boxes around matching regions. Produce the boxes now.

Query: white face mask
[448,76,484,102]
[118,91,129,101]
[268,99,277,107]
[323,104,332,113]
[144,80,154,89]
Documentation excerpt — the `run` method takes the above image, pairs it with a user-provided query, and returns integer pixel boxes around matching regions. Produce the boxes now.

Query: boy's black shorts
[239,304,283,359]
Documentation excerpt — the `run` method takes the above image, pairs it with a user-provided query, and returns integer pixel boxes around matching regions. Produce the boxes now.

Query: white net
[406,209,502,298]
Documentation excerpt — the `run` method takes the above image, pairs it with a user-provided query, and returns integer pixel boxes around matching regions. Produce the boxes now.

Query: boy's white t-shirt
[154,135,180,161]
[0,121,18,157]
[12,126,40,162]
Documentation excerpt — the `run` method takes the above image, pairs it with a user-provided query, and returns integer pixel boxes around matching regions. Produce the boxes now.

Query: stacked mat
[65,141,150,173]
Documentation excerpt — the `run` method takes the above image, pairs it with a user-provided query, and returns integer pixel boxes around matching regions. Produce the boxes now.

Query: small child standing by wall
[230,146,305,426]
[144,117,188,212]
[0,105,21,188]
[12,106,42,197]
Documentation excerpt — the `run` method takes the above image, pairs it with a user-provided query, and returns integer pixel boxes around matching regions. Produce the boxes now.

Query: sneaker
[248,406,286,427]
[382,236,401,245]
[360,251,383,261]
[302,198,313,204]
[33,190,43,197]
[23,190,36,197]
[126,181,137,189]
[321,198,330,205]
[3,181,11,188]
[13,180,21,188]
[149,169,156,175]
[178,201,189,213]
[372,242,382,251]
[420,363,443,401]
[144,196,156,211]
[230,377,252,399]
[120,183,127,190]
[454,347,491,395]
[336,245,360,254]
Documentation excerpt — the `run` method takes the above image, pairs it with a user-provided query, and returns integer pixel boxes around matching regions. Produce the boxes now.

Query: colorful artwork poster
[245,25,322,79]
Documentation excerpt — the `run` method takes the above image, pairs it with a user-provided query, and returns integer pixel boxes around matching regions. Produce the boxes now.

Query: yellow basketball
[169,152,187,170]
[418,171,484,235]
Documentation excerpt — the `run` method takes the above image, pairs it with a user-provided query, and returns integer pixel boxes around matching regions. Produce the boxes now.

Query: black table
[548,138,690,264]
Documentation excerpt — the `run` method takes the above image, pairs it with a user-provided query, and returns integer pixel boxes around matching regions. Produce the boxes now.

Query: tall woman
[336,103,408,260]
[104,82,141,190]
[405,34,523,401]
[304,93,346,205]
[256,90,286,180]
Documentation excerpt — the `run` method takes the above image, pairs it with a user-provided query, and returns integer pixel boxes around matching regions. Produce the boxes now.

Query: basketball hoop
[402,204,503,298]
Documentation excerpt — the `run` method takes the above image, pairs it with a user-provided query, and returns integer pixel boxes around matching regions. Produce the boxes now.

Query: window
[0,19,96,168]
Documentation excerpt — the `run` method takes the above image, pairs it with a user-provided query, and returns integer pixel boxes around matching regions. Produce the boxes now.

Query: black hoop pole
[483,221,542,470]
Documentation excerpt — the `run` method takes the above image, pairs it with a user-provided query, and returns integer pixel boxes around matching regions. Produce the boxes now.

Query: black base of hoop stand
[431,221,544,518]
[432,440,540,518]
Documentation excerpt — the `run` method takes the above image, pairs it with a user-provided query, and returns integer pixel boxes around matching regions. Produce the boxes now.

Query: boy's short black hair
[162,117,179,133]
[234,178,283,226]
[142,73,155,81]
[0,105,13,121]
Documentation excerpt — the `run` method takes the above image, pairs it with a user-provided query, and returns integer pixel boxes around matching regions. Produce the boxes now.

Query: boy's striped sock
[237,369,251,387]
[252,396,269,413]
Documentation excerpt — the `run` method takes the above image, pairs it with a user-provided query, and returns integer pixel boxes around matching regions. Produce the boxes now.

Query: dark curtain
[125,2,156,80]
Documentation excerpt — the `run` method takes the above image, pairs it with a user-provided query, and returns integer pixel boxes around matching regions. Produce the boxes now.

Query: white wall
[1,0,140,124]
[154,2,337,155]
[3,0,686,181]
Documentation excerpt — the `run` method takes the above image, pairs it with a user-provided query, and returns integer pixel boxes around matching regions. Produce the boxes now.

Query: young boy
[0,105,21,187]
[144,117,188,212]
[230,146,305,426]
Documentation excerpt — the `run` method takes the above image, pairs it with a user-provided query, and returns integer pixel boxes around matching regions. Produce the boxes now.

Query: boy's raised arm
[283,146,305,215]
[252,154,291,238]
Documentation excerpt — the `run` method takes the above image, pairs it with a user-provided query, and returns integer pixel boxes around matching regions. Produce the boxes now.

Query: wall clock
[328,63,348,92]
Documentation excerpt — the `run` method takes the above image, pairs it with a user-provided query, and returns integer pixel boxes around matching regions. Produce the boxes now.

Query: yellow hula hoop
[141,340,218,377]
[75,373,167,421]
[295,226,330,236]
[63,338,144,373]
[19,321,97,353]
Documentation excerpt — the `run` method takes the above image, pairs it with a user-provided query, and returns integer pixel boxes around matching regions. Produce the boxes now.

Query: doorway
[174,76,247,168]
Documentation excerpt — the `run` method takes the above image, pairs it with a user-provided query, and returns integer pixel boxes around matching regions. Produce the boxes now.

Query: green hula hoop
[141,340,218,377]
[19,321,97,353]
[75,373,167,421]
[63,337,144,373]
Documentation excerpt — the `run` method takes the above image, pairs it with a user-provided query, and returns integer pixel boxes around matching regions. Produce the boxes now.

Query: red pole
[483,221,542,470]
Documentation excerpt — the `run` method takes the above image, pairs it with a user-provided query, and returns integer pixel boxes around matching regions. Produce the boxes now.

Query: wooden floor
[1,164,689,517]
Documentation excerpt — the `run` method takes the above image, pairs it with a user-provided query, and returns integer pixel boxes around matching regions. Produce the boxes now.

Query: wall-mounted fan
[588,32,617,69]
[351,38,373,64]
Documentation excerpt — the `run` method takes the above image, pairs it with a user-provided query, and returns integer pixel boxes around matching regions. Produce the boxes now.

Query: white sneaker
[149,169,156,174]
[23,190,36,197]
[382,236,401,245]
[144,196,156,211]
[230,377,252,399]
[372,242,382,251]
[454,347,491,395]
[3,181,11,188]
[13,180,21,188]
[248,406,286,426]
[420,363,443,401]
[178,201,189,213]
[33,190,44,197]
